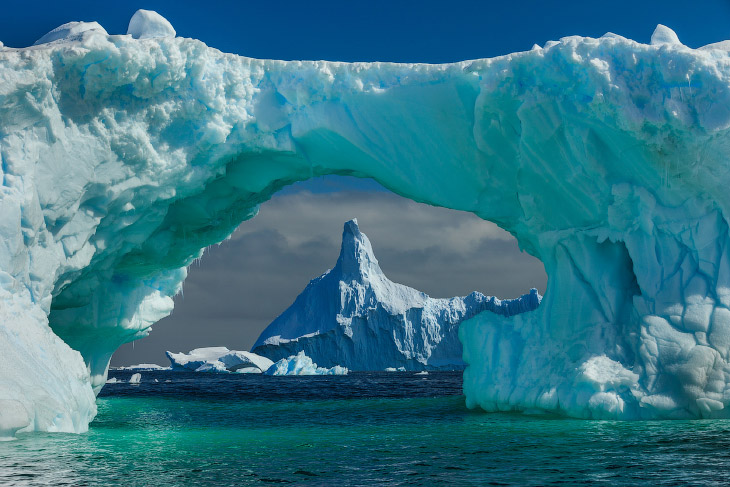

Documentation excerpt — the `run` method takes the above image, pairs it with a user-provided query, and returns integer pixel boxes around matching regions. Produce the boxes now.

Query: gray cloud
[111,178,547,366]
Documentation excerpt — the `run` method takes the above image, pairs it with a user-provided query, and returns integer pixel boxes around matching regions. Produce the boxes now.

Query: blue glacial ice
[252,219,540,370]
[265,351,348,376]
[2,10,730,435]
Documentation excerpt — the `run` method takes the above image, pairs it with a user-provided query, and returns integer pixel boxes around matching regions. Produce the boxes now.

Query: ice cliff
[2,10,730,435]
[252,219,539,370]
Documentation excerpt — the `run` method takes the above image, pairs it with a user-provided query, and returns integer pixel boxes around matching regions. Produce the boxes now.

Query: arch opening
[108,175,547,369]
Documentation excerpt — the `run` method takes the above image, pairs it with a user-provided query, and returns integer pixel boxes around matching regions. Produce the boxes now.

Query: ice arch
[2,21,730,435]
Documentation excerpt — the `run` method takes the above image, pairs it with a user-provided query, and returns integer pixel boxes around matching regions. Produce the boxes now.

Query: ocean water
[2,371,730,486]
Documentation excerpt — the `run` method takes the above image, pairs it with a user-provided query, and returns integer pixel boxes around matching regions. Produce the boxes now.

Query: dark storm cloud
[111,186,547,366]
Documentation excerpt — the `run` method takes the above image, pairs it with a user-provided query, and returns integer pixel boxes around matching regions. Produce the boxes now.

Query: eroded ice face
[2,11,730,437]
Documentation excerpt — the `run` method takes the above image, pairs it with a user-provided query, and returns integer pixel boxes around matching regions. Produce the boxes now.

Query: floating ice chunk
[194,362,228,373]
[219,351,274,372]
[33,21,107,46]
[166,347,273,373]
[127,10,176,40]
[651,24,681,46]
[113,363,169,371]
[415,371,429,376]
[385,367,406,372]
[129,373,141,384]
[235,367,263,374]
[106,377,119,384]
[167,347,230,370]
[265,351,348,376]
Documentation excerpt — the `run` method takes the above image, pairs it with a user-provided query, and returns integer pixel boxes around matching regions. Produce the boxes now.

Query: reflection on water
[2,371,730,486]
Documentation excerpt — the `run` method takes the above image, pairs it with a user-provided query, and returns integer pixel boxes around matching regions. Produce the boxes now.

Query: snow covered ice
[166,347,274,373]
[33,22,108,46]
[126,10,176,40]
[265,351,348,376]
[2,12,730,435]
[252,219,539,370]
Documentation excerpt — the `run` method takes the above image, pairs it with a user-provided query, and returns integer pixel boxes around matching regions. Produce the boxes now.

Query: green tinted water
[2,372,730,486]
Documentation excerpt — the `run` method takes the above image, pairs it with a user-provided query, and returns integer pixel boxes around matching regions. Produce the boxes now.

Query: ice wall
[1,12,730,433]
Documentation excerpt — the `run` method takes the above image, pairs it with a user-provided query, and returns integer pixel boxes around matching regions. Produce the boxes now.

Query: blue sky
[3,0,730,61]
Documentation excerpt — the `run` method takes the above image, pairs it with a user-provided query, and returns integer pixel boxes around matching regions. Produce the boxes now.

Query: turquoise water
[2,371,730,486]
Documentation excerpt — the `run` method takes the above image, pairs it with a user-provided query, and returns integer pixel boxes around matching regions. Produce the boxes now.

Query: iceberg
[252,219,539,370]
[265,351,348,376]
[112,363,169,371]
[105,374,141,384]
[2,10,730,434]
[166,347,274,373]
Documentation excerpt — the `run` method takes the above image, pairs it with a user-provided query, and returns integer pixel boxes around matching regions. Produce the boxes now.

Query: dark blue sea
[2,371,730,485]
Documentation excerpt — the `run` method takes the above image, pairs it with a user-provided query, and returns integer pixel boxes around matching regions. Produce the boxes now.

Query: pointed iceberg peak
[343,218,362,236]
[334,219,381,278]
[651,24,681,46]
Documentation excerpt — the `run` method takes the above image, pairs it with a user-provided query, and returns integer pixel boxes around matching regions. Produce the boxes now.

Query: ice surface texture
[253,219,540,370]
[1,14,730,434]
